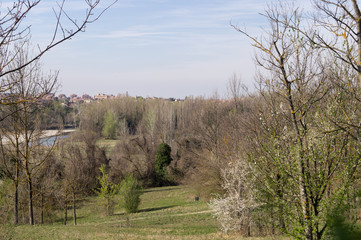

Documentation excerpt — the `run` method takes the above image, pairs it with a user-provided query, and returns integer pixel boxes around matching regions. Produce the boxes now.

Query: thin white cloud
[92,0,266,39]
[97,29,172,38]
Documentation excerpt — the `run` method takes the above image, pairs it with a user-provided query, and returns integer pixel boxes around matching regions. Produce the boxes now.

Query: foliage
[0,179,12,223]
[324,189,361,240]
[102,110,118,139]
[326,215,361,240]
[94,164,118,216]
[154,143,173,185]
[118,174,141,213]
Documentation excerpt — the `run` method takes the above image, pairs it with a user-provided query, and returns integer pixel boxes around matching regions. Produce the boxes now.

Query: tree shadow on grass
[142,187,178,193]
[54,215,86,224]
[113,206,177,216]
[137,205,176,213]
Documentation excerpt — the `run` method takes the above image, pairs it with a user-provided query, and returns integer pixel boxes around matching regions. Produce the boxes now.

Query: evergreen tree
[154,143,172,185]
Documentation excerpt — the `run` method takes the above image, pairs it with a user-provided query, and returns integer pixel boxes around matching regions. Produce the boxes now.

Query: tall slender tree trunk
[299,160,312,240]
[22,204,25,223]
[13,163,19,225]
[72,191,77,225]
[64,202,67,225]
[14,183,18,225]
[28,178,34,225]
[40,192,44,224]
[13,149,20,224]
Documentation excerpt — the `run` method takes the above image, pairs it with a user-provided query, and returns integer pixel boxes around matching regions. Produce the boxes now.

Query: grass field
[96,138,120,154]
[5,186,203,239]
[5,185,291,240]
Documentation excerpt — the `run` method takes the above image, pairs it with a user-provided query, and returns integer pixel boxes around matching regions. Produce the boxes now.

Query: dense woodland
[2,0,361,240]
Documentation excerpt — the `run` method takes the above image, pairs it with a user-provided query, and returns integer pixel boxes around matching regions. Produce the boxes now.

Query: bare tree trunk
[299,166,312,240]
[28,178,34,225]
[247,223,251,237]
[40,193,44,224]
[64,202,67,225]
[14,184,18,225]
[13,151,20,224]
[72,191,77,225]
[22,204,25,224]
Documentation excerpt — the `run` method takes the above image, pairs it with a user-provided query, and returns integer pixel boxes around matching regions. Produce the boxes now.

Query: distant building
[82,94,92,100]
[70,97,83,104]
[94,93,109,100]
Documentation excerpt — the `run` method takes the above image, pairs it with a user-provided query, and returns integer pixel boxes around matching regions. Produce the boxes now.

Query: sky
[13,0,309,99]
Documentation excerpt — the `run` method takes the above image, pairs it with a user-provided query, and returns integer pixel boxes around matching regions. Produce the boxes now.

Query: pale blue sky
[19,0,307,98]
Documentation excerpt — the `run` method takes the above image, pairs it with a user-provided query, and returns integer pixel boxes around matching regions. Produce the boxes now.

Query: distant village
[40,92,185,105]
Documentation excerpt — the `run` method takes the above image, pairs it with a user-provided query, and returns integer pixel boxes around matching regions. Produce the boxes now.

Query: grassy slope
[12,186,220,240]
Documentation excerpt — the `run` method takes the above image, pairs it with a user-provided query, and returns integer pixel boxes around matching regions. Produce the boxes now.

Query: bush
[118,174,141,213]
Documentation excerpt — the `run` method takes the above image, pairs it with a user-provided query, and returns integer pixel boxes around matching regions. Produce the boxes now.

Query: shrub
[118,174,141,213]
[94,165,118,216]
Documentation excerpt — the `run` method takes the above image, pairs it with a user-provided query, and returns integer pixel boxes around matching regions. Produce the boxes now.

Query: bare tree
[59,141,88,225]
[0,44,58,225]
[226,73,246,111]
